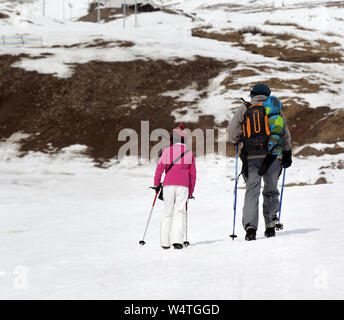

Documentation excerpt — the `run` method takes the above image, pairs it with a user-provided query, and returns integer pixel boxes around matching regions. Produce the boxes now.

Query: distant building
[91,0,151,8]
[89,0,159,14]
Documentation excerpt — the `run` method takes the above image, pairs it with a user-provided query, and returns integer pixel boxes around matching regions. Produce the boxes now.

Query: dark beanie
[250,84,271,98]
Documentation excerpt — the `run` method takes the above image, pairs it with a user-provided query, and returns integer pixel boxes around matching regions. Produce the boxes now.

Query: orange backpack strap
[248,103,263,109]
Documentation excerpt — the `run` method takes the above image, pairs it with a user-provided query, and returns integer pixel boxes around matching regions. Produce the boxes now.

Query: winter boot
[245,228,256,241]
[264,227,275,238]
[161,246,170,250]
[173,243,183,250]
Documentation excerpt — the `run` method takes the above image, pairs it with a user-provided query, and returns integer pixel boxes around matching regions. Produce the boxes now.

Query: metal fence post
[123,0,126,29]
[97,0,100,23]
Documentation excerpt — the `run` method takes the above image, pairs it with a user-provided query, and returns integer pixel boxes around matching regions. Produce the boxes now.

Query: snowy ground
[0,137,343,299]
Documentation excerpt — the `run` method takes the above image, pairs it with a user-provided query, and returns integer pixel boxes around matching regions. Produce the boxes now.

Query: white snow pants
[160,185,188,247]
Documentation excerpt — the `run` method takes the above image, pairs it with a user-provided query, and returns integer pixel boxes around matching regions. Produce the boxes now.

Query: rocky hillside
[1,0,344,162]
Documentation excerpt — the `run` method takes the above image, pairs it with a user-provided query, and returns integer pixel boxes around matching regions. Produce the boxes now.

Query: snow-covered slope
[0,0,90,22]
[1,0,344,125]
[0,137,343,299]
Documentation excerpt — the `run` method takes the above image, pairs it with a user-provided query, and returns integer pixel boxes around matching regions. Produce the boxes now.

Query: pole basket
[275,223,284,231]
[229,234,238,240]
[139,240,146,246]
[183,241,190,247]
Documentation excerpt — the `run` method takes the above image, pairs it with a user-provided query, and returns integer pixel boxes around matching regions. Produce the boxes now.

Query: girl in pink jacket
[154,123,196,250]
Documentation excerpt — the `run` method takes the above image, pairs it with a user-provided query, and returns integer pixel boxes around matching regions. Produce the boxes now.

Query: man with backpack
[229,84,292,241]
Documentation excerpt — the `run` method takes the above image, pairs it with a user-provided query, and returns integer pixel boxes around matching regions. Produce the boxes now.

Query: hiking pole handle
[150,184,162,194]
[152,191,158,207]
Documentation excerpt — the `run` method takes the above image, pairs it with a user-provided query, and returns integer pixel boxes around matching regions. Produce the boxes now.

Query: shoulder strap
[248,103,263,109]
[241,98,251,109]
[241,98,263,110]
[166,150,190,174]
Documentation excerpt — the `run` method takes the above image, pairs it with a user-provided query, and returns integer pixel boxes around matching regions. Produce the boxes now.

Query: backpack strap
[166,150,190,174]
[241,98,264,109]
[247,103,263,109]
[241,98,251,109]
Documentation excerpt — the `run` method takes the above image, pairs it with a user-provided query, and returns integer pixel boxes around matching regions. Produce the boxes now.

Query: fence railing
[1,35,44,47]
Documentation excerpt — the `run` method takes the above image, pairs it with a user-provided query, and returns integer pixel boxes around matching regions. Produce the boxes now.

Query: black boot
[245,228,256,241]
[173,243,183,250]
[264,227,275,238]
[161,246,170,250]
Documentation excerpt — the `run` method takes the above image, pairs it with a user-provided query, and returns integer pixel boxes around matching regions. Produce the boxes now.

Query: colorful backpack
[263,96,285,155]
[241,96,284,156]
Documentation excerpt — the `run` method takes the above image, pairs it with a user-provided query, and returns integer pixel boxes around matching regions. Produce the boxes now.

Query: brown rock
[315,177,327,185]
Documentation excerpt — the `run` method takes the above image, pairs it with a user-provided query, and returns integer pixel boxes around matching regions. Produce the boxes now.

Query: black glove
[150,184,162,194]
[258,154,277,176]
[240,149,248,181]
[282,150,292,168]
[188,195,195,200]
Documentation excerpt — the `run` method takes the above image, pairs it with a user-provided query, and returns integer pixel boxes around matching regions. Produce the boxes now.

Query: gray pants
[242,158,282,231]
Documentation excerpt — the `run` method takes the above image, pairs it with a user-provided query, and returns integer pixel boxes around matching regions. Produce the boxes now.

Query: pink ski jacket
[154,143,196,196]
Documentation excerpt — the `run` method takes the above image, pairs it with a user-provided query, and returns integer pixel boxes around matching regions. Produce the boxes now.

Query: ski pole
[139,192,159,245]
[184,200,190,247]
[275,165,286,231]
[230,144,239,240]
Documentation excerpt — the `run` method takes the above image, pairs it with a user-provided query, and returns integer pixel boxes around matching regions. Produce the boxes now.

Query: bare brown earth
[223,75,325,94]
[320,160,344,170]
[295,144,344,157]
[264,20,316,31]
[1,21,344,162]
[1,49,344,162]
[50,39,135,49]
[281,102,344,147]
[191,27,343,63]
[0,54,235,162]
[0,12,9,19]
